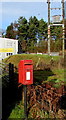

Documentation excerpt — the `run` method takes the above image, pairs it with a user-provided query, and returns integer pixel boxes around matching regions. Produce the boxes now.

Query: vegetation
[2,54,66,119]
[9,101,24,118]
[3,54,65,86]
[5,16,64,53]
[3,54,61,65]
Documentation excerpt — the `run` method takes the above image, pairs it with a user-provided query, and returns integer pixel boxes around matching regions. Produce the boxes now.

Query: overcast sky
[0,0,65,30]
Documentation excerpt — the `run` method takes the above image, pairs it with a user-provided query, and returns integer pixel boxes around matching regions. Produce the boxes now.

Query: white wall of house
[0,38,18,60]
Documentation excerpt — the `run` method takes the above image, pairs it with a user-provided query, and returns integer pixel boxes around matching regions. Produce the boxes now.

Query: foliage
[18,17,29,52]
[27,84,65,119]
[5,22,18,39]
[5,16,63,53]
[3,54,61,68]
[38,19,47,41]
[3,54,64,86]
[9,101,24,118]
[2,54,65,119]
[8,83,65,119]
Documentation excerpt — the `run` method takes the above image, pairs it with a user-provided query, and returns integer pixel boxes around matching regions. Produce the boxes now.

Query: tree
[37,40,48,53]
[17,17,29,52]
[28,16,39,43]
[50,26,63,52]
[38,19,47,41]
[5,23,17,39]
[18,17,28,40]
[5,16,64,53]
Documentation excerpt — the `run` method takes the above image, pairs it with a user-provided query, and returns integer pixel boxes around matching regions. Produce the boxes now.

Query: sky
[0,0,65,31]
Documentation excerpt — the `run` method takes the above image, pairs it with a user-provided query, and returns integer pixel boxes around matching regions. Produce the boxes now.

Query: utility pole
[47,0,65,58]
[62,0,65,58]
[47,0,51,55]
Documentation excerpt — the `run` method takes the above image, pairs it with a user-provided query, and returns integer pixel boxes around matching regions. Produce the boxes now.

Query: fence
[1,62,18,89]
[0,62,14,80]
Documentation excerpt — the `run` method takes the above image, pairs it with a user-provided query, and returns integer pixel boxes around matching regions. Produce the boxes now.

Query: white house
[0,38,18,60]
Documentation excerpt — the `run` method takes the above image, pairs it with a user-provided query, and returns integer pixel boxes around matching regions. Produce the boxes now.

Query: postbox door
[24,65,33,84]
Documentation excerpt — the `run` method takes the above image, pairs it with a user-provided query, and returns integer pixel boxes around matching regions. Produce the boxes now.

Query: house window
[7,53,9,56]
[6,53,13,56]
[11,53,13,55]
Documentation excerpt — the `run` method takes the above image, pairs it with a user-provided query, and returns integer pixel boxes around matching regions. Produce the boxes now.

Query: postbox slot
[24,63,32,65]
[25,69,32,70]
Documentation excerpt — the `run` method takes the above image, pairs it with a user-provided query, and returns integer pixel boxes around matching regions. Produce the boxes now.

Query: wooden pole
[24,85,27,119]
[47,0,51,55]
[62,0,65,58]
[48,25,50,55]
[62,24,65,58]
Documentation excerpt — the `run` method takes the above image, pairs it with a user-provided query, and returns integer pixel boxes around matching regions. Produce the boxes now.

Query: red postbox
[18,60,33,85]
